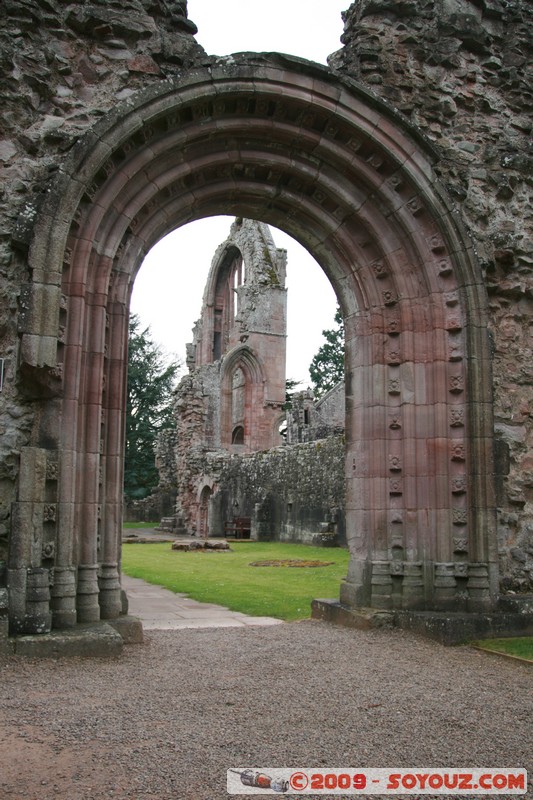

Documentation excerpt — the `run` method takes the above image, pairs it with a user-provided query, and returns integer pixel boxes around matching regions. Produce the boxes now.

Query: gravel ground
[0,620,531,800]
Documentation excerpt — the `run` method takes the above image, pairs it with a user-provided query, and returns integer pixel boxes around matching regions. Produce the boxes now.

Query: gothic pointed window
[231,425,244,444]
[212,248,244,356]
[232,367,246,439]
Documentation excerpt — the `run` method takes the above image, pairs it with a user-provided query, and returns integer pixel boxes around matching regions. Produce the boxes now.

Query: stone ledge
[108,615,144,644]
[498,594,533,615]
[12,622,124,658]
[311,599,395,630]
[312,598,533,646]
[395,610,533,646]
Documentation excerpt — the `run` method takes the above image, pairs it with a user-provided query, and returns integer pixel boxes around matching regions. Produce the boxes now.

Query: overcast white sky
[131,1,349,385]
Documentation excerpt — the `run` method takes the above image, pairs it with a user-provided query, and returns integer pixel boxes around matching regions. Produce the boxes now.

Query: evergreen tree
[125,315,180,499]
[283,378,302,410]
[309,306,345,397]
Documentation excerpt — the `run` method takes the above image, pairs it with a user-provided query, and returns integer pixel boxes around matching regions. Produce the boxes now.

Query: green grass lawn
[122,541,350,621]
[473,637,533,661]
[123,521,159,529]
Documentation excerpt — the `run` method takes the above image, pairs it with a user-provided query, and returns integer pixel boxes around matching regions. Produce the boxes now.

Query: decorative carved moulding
[451,475,467,494]
[388,378,401,395]
[449,374,464,394]
[453,536,469,554]
[389,455,402,472]
[452,508,468,526]
[450,407,465,427]
[451,442,466,462]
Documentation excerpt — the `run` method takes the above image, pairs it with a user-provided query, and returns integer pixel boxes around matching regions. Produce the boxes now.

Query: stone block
[498,594,533,615]
[18,283,61,337]
[204,540,230,550]
[13,623,123,658]
[108,615,144,644]
[311,599,395,629]
[395,610,533,646]
[18,448,47,503]
[20,334,57,369]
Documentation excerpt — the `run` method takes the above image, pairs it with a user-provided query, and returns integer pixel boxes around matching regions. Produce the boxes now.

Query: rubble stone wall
[0,0,206,576]
[332,0,532,589]
[205,437,346,545]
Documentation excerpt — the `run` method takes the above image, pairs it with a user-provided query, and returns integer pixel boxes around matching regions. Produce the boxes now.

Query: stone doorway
[197,486,213,539]
[10,55,497,636]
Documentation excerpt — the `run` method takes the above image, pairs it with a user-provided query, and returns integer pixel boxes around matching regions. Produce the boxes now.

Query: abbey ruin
[161,217,346,547]
[0,0,531,649]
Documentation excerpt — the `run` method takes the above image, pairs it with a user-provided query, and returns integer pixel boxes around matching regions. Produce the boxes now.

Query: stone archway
[11,54,496,635]
[197,485,213,539]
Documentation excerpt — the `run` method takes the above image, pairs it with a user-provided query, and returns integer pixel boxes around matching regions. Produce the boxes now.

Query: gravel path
[0,621,531,800]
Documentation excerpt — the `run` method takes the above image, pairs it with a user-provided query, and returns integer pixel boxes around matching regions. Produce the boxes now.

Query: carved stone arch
[14,54,496,635]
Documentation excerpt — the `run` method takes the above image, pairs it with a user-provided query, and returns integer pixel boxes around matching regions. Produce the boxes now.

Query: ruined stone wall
[0,0,531,598]
[124,427,178,522]
[0,0,206,571]
[208,436,346,545]
[286,385,345,444]
[331,0,532,587]
[172,366,221,533]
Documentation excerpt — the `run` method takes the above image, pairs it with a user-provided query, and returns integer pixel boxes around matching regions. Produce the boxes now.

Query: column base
[76,565,100,623]
[312,598,533,645]
[312,599,395,630]
[9,616,144,657]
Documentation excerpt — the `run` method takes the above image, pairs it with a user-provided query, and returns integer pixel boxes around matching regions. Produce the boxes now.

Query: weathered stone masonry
[0,0,208,635]
[0,0,531,641]
[168,215,347,542]
[207,436,346,546]
[171,217,288,536]
[332,0,533,592]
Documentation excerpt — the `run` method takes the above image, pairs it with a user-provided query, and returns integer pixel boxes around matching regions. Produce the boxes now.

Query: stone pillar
[370,561,393,609]
[7,567,27,635]
[467,563,492,612]
[50,566,77,628]
[76,565,100,623]
[433,563,458,610]
[98,563,122,619]
[25,567,52,634]
[52,450,78,628]
[0,586,8,651]
[8,447,56,633]
[100,287,130,618]
[401,563,425,610]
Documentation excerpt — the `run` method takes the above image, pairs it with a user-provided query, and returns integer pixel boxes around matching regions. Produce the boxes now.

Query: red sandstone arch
[16,54,497,632]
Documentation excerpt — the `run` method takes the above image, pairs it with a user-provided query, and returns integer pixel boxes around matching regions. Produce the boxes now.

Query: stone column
[25,568,52,634]
[98,280,129,620]
[50,566,77,628]
[53,293,85,628]
[98,563,122,619]
[76,565,100,623]
[47,447,76,630]
[76,301,107,624]
[8,448,52,634]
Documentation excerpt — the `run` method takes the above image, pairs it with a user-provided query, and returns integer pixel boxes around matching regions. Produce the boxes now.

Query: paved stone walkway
[122,574,283,630]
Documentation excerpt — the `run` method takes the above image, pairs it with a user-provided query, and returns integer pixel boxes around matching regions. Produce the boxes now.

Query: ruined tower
[172,218,287,535]
[185,217,287,452]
